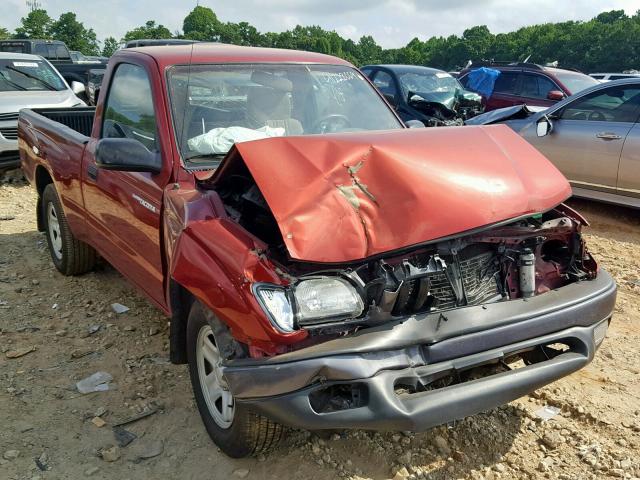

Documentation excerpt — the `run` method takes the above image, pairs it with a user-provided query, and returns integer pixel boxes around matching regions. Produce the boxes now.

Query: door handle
[595,132,622,140]
[87,163,98,180]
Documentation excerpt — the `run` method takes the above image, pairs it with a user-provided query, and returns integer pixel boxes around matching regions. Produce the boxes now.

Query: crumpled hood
[222,125,571,263]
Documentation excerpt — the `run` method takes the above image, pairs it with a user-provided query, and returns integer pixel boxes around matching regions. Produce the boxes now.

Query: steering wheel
[311,114,352,134]
[587,111,606,122]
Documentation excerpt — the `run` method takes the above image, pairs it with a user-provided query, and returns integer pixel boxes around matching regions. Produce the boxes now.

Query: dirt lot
[1,172,639,480]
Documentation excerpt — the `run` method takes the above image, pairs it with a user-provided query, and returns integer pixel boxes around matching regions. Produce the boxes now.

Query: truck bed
[19,107,95,231]
[29,107,95,138]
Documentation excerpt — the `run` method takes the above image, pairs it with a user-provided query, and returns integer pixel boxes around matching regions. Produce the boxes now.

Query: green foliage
[179,6,640,72]
[6,7,640,73]
[123,21,172,42]
[182,6,220,41]
[0,27,10,40]
[49,12,99,55]
[14,9,52,39]
[102,36,120,57]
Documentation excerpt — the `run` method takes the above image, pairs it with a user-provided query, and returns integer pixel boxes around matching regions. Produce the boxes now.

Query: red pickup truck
[18,44,616,458]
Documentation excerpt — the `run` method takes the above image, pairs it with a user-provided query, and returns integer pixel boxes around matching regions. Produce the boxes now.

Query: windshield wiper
[184,153,227,162]
[0,72,27,91]
[5,66,58,91]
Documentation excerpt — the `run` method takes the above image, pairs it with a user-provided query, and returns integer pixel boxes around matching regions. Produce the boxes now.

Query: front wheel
[186,302,283,458]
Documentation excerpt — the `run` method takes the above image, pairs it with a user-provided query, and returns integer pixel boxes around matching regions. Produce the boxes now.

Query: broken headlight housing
[254,277,364,332]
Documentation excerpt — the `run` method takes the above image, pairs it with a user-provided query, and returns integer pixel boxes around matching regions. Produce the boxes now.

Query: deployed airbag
[188,125,285,155]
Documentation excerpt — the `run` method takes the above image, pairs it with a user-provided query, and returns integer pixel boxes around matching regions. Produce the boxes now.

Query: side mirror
[71,81,85,95]
[405,119,425,129]
[95,137,161,173]
[547,90,565,101]
[536,117,553,137]
[383,93,398,108]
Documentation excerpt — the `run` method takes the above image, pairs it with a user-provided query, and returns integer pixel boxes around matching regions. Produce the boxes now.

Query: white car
[0,52,85,169]
[589,72,640,82]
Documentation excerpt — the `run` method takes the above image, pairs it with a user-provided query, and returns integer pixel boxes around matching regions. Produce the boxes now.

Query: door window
[46,45,57,59]
[561,85,640,123]
[33,44,48,56]
[102,63,158,153]
[372,71,399,99]
[55,44,69,59]
[519,73,558,99]
[492,72,519,94]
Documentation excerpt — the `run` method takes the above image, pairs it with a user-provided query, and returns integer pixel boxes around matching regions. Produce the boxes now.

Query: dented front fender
[163,184,307,353]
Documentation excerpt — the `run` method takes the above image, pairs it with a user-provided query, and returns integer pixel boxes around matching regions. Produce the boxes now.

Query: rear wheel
[42,184,96,275]
[186,302,284,458]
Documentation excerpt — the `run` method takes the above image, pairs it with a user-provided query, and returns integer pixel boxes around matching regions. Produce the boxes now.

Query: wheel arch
[35,165,54,231]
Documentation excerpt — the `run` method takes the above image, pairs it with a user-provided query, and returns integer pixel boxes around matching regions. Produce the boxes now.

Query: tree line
[1,6,639,72]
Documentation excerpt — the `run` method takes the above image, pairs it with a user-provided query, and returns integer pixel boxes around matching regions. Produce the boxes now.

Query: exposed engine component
[519,248,536,298]
[408,92,484,127]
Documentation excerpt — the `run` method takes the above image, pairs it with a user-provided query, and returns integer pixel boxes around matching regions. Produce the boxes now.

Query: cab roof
[120,42,353,69]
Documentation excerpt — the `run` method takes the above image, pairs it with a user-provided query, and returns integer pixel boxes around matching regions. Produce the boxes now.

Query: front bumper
[223,270,616,431]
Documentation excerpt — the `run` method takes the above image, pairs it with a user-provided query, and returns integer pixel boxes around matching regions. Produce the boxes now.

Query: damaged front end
[408,89,484,126]
[180,126,615,431]
[197,126,596,344]
[220,195,598,339]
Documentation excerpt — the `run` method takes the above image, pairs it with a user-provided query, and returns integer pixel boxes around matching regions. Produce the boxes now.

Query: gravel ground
[1,172,639,480]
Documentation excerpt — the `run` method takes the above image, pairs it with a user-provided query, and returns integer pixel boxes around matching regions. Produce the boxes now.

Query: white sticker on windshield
[435,72,452,78]
[12,62,39,68]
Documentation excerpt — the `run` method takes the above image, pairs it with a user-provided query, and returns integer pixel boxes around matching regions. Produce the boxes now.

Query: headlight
[293,278,363,323]
[254,277,364,332]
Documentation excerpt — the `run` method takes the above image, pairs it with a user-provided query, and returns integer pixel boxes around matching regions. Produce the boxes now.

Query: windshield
[0,59,66,92]
[167,64,402,165]
[398,71,461,97]
[554,71,599,94]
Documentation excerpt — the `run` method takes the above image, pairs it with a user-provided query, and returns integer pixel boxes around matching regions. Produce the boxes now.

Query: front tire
[186,302,283,458]
[42,184,96,275]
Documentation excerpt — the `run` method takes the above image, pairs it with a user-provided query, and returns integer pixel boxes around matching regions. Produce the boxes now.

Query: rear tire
[42,184,96,275]
[186,301,283,458]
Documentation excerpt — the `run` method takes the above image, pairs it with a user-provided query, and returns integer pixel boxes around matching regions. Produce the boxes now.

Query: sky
[2,0,640,48]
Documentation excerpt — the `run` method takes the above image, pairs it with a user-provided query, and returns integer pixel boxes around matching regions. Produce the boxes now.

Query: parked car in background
[0,39,106,92]
[459,61,599,112]
[361,64,483,126]
[18,43,615,458]
[69,50,106,64]
[0,52,85,169]
[466,78,640,208]
[589,72,640,82]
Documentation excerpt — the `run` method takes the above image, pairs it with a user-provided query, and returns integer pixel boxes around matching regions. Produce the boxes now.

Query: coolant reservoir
[519,248,536,298]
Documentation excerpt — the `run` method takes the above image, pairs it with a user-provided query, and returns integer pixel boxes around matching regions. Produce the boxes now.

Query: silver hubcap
[196,325,235,428]
[47,202,63,260]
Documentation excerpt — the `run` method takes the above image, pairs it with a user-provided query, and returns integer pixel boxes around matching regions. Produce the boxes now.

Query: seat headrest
[250,71,292,92]
[246,86,292,123]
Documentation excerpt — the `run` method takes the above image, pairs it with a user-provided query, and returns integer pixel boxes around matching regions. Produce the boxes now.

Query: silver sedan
[467,78,640,209]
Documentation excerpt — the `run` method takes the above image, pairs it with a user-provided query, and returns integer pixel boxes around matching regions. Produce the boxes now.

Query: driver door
[81,62,170,308]
[525,84,640,192]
